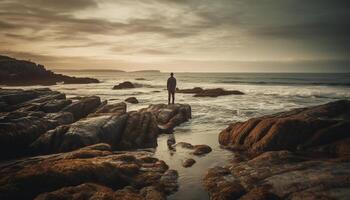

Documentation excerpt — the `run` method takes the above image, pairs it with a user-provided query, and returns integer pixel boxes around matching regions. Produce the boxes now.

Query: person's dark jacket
[167,77,176,92]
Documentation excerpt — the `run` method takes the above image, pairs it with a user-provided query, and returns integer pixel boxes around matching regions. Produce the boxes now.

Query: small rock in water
[167,135,176,149]
[125,97,139,104]
[192,145,212,155]
[175,142,194,149]
[182,158,196,168]
[113,81,135,89]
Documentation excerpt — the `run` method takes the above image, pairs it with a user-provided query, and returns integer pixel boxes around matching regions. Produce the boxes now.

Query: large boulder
[219,100,350,156]
[140,104,192,132]
[62,96,101,120]
[203,151,350,200]
[0,143,178,200]
[0,55,99,86]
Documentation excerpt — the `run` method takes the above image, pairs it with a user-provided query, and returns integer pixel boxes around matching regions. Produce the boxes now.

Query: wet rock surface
[204,100,350,200]
[176,87,244,97]
[140,104,192,133]
[0,143,178,200]
[0,55,99,86]
[1,89,192,161]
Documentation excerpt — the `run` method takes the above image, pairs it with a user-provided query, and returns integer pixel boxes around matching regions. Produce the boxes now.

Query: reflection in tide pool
[155,126,234,200]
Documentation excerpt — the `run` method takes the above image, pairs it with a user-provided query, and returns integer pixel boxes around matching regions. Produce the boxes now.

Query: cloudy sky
[1,0,349,72]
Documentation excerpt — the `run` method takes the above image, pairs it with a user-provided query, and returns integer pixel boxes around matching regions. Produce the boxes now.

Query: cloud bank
[0,0,349,72]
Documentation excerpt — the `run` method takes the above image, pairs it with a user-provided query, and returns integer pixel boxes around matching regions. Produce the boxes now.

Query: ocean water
[4,72,350,199]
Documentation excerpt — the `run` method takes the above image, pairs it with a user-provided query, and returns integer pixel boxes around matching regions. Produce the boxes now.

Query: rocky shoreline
[1,86,349,200]
[203,100,350,200]
[0,88,192,199]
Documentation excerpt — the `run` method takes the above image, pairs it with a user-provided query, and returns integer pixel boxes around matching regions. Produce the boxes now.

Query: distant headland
[0,55,99,86]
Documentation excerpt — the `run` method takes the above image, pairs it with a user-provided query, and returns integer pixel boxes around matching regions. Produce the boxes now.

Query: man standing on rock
[167,72,177,104]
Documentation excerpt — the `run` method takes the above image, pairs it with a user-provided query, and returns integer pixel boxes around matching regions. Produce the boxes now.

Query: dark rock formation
[176,87,204,94]
[204,100,350,200]
[0,88,76,159]
[125,97,139,104]
[113,81,135,89]
[0,55,99,86]
[0,143,178,200]
[140,104,191,133]
[194,88,244,97]
[182,158,196,168]
[176,87,244,97]
[135,78,147,80]
[219,100,350,156]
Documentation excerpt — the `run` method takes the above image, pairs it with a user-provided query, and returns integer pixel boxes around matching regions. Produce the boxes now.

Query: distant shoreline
[53,69,350,74]
[53,69,162,73]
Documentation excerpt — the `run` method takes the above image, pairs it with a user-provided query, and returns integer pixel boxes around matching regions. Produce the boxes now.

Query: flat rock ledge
[0,88,192,159]
[176,87,244,97]
[203,100,350,200]
[0,143,178,200]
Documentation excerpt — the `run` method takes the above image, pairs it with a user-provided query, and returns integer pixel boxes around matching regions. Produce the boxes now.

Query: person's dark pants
[168,91,175,104]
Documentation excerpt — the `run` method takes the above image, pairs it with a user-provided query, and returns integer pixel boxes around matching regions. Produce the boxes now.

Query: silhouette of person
[167,72,176,104]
